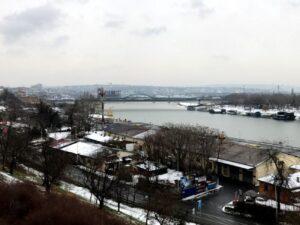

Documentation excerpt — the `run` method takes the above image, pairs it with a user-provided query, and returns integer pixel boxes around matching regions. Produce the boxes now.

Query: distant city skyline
[1,0,300,86]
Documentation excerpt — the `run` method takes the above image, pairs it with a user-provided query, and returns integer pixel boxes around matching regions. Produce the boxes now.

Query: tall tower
[98,87,106,124]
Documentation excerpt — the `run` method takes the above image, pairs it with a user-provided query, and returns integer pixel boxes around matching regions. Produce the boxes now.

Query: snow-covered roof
[61,141,104,158]
[89,114,113,119]
[290,165,300,171]
[51,140,74,149]
[259,172,300,189]
[60,126,71,132]
[209,157,254,170]
[157,169,183,184]
[137,161,166,171]
[133,129,157,140]
[85,131,113,143]
[0,106,6,112]
[48,132,70,141]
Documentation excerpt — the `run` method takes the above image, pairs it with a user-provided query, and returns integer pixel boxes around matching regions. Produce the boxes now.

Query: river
[106,102,300,148]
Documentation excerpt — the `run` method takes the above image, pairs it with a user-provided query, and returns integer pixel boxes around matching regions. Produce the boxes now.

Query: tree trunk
[2,155,6,170]
[99,196,105,209]
[9,157,16,175]
[118,201,120,212]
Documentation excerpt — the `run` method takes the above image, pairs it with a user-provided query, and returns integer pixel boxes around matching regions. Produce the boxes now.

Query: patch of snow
[157,169,183,184]
[178,102,199,107]
[0,106,6,112]
[290,165,300,171]
[255,199,300,212]
[19,164,43,177]
[85,131,113,143]
[48,132,70,141]
[60,126,71,132]
[137,161,166,172]
[259,172,300,189]
[0,171,20,183]
[90,114,113,119]
[133,130,157,140]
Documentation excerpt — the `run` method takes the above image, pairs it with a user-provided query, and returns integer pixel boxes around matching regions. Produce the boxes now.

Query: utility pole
[98,87,106,126]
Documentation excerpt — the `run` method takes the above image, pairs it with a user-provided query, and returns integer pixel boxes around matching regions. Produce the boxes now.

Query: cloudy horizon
[1,0,300,87]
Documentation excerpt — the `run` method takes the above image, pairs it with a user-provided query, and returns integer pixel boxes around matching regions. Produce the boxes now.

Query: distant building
[103,122,158,147]
[51,140,114,165]
[19,95,40,105]
[98,88,121,99]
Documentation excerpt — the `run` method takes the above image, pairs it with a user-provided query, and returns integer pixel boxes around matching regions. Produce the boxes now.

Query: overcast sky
[0,0,300,87]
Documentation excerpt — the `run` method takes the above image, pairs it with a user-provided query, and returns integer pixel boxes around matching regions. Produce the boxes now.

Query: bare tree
[267,149,289,224]
[144,124,219,174]
[0,125,12,170]
[148,188,179,225]
[65,99,94,137]
[7,127,32,174]
[41,140,70,193]
[136,171,179,225]
[83,153,115,209]
[35,101,62,131]
[113,166,132,212]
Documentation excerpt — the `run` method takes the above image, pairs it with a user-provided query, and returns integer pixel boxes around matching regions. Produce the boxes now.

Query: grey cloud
[104,20,125,29]
[132,26,167,37]
[0,4,62,43]
[288,0,300,7]
[104,14,125,29]
[212,54,230,61]
[190,0,214,18]
[55,0,89,4]
[53,35,69,46]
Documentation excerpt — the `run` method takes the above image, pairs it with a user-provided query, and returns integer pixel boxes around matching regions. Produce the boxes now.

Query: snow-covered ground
[255,199,300,212]
[61,182,196,225]
[0,171,21,183]
[19,164,43,177]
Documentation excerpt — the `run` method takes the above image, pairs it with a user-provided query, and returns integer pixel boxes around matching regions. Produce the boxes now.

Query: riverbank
[182,103,300,121]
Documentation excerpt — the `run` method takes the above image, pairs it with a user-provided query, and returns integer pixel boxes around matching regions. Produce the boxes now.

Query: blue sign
[198,200,202,210]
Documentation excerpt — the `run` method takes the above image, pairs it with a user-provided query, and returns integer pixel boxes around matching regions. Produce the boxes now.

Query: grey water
[106,102,300,148]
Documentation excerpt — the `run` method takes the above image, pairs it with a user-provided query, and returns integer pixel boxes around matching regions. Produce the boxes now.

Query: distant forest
[223,93,300,108]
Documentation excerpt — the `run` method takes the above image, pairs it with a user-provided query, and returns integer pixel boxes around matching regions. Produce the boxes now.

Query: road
[182,179,263,225]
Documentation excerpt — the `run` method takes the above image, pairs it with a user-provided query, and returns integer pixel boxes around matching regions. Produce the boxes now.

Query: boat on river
[273,112,296,121]
[209,108,226,114]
